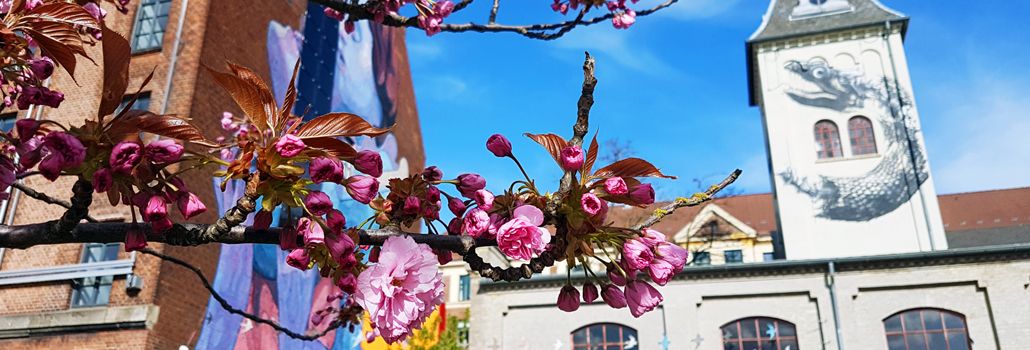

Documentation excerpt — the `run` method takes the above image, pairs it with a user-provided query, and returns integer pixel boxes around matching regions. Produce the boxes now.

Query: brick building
[0,1,424,349]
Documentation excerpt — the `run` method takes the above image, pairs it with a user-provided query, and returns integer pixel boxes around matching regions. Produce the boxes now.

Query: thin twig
[10,182,99,223]
[139,248,340,341]
[632,169,743,230]
[311,0,679,41]
[488,0,500,24]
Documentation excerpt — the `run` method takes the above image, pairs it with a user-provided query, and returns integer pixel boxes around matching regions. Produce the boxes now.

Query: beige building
[463,1,1030,349]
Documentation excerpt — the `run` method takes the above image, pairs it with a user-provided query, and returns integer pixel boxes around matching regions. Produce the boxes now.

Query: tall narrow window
[70,243,121,307]
[814,120,843,159]
[130,0,172,53]
[848,116,877,156]
[458,274,471,301]
[572,323,638,350]
[721,317,798,350]
[884,308,970,350]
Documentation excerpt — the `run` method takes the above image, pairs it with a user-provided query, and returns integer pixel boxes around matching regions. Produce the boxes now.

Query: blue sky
[405,0,1030,199]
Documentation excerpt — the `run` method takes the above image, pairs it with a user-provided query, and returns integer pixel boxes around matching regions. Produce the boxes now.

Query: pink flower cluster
[558,228,686,318]
[550,0,639,29]
[365,0,455,36]
[283,191,357,292]
[354,235,444,343]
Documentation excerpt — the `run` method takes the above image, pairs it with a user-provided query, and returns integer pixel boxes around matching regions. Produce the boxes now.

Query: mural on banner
[194,4,429,349]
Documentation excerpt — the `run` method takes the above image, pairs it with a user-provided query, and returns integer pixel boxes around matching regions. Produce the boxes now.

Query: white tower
[747,0,947,259]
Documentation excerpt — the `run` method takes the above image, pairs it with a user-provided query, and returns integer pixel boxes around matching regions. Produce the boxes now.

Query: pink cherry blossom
[110,141,142,175]
[39,132,85,181]
[345,175,379,204]
[92,168,113,193]
[580,193,607,219]
[625,280,662,317]
[27,57,54,80]
[310,157,345,184]
[326,231,355,266]
[496,205,551,260]
[560,146,584,171]
[298,217,324,246]
[275,134,306,158]
[461,207,490,237]
[143,195,168,223]
[16,135,42,168]
[622,238,654,271]
[144,139,184,164]
[286,249,311,270]
[604,177,628,195]
[176,191,207,219]
[474,189,494,210]
[354,235,444,344]
[326,209,346,233]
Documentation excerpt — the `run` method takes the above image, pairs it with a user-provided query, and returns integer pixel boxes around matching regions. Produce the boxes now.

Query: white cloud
[406,40,444,61]
[550,26,679,78]
[419,75,469,102]
[733,153,771,193]
[639,0,743,21]
[927,79,1030,193]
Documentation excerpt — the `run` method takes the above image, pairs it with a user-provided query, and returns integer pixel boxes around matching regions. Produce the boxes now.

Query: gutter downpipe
[827,261,845,350]
[883,20,937,251]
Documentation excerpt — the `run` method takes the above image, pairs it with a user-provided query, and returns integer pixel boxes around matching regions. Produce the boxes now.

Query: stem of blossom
[508,155,533,183]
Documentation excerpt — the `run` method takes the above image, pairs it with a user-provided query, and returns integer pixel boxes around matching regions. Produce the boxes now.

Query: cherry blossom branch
[138,247,340,341]
[310,0,679,40]
[9,182,100,223]
[632,168,743,230]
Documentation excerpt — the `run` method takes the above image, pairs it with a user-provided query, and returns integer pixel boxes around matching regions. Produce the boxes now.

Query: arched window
[814,120,843,159]
[883,309,970,350]
[571,323,638,350]
[848,116,877,156]
[721,317,798,350]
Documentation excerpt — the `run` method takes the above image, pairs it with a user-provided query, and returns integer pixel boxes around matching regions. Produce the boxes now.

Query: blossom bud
[253,210,273,230]
[601,284,627,309]
[557,285,581,312]
[403,196,421,215]
[474,189,494,211]
[143,195,168,223]
[580,193,607,220]
[298,217,324,246]
[422,166,443,181]
[176,191,207,219]
[448,197,467,216]
[92,168,114,193]
[27,57,54,80]
[286,249,311,270]
[455,173,486,198]
[344,175,379,204]
[326,209,346,233]
[604,177,628,195]
[310,157,344,183]
[110,142,142,175]
[628,183,655,205]
[304,191,333,216]
[124,227,147,252]
[625,280,663,318]
[582,282,599,303]
[353,150,383,178]
[144,139,184,164]
[486,134,512,157]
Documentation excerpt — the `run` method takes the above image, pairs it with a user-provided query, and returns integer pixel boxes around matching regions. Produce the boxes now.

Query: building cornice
[0,305,159,339]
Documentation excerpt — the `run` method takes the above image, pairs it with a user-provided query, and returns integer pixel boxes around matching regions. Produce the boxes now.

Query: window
[458,274,471,301]
[130,0,172,53]
[116,92,151,115]
[814,120,843,159]
[70,243,121,307]
[763,252,775,262]
[724,250,743,264]
[457,320,469,348]
[721,317,798,350]
[693,251,711,266]
[572,323,638,350]
[0,112,17,132]
[848,116,877,156]
[884,309,970,350]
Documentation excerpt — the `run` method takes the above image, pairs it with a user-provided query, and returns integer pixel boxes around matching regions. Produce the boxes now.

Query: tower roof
[745,0,909,106]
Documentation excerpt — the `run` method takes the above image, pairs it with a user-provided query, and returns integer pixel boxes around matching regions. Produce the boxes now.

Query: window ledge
[0,259,134,286]
[815,153,881,164]
[0,304,159,339]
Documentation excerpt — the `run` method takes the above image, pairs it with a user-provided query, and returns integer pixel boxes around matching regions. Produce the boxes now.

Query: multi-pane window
[70,243,121,307]
[458,274,471,301]
[884,309,970,350]
[721,317,798,350]
[116,92,151,115]
[572,323,638,350]
[130,0,172,53]
[848,116,877,156]
[724,250,743,264]
[814,120,843,159]
[693,252,711,266]
[0,112,17,132]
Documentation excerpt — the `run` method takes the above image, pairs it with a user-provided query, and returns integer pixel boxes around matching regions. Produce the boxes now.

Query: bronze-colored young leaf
[592,158,676,180]
[295,113,391,139]
[24,28,78,76]
[524,133,569,167]
[98,25,131,119]
[206,64,275,133]
[582,133,599,177]
[109,111,218,147]
[20,3,99,31]
[276,59,301,130]
[303,137,358,160]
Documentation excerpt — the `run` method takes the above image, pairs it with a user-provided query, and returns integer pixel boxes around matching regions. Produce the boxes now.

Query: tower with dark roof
[746,0,947,259]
